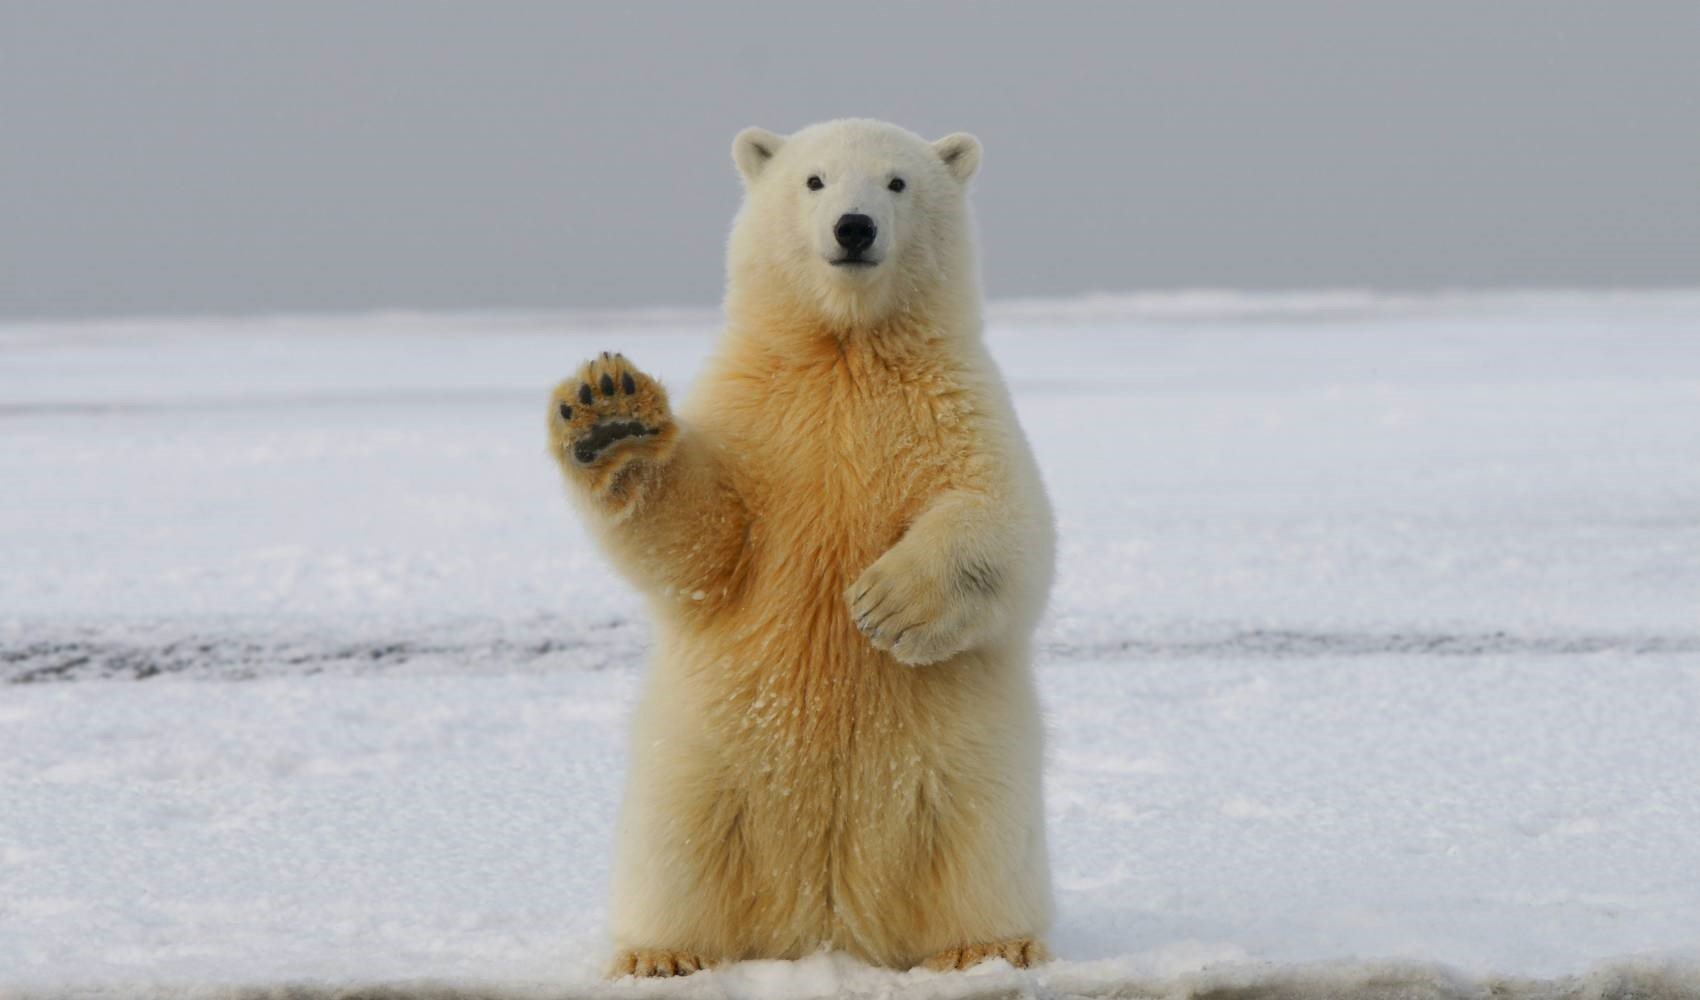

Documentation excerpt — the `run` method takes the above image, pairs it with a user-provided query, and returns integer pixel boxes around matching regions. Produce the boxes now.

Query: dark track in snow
[7,620,1699,684]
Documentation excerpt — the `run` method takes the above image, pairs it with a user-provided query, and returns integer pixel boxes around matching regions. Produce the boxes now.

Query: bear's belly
[647,438,1026,961]
[668,590,1022,962]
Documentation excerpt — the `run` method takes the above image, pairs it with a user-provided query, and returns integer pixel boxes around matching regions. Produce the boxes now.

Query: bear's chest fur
[683,332,988,756]
[722,336,977,592]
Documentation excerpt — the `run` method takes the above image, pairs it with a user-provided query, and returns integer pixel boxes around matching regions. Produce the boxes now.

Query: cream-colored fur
[546,119,1054,976]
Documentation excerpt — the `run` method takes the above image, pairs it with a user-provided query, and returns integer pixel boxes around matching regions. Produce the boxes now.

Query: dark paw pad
[573,420,656,465]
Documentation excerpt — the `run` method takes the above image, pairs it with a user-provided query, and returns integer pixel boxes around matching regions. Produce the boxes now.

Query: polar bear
[546,119,1054,977]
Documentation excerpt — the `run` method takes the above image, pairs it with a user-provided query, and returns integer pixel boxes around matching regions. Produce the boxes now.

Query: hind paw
[608,947,716,978]
[921,937,1047,971]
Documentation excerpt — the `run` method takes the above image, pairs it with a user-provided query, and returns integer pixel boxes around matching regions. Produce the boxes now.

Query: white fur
[729,121,982,332]
[582,119,1054,971]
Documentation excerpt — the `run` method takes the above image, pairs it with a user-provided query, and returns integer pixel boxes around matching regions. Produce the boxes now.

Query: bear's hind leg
[608,699,764,978]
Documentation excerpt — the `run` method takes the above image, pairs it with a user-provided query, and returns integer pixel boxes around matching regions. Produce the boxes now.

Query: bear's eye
[888,177,906,193]
[806,175,824,191]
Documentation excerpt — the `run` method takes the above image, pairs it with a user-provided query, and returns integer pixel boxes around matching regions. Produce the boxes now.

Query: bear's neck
[723,269,981,364]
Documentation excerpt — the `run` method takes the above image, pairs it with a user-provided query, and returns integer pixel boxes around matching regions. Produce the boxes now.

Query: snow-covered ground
[2,292,1699,999]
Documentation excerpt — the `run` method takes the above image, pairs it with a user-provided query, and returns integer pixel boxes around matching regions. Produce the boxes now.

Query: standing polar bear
[547,119,1054,976]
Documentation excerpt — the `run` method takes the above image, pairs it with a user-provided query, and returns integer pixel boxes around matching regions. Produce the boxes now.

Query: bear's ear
[932,132,982,184]
[733,127,785,184]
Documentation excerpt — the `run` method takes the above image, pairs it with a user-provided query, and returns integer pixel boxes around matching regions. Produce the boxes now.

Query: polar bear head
[727,118,982,333]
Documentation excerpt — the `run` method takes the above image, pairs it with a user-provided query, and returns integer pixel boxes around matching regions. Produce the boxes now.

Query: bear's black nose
[834,214,877,253]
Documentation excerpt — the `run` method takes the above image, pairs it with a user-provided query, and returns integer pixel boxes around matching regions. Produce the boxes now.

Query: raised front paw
[848,546,994,666]
[548,353,676,471]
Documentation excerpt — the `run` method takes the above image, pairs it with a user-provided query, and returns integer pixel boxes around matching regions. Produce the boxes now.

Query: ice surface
[2,292,1698,997]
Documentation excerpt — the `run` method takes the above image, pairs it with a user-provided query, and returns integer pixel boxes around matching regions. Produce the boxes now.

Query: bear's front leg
[548,354,752,612]
[847,492,1012,666]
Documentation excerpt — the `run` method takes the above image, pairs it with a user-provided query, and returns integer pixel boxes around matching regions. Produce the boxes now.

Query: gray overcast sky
[2,1,1698,319]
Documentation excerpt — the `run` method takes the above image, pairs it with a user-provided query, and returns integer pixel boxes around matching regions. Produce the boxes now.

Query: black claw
[602,351,611,360]
[578,383,593,405]
[600,373,615,396]
[621,372,636,395]
[558,403,572,421]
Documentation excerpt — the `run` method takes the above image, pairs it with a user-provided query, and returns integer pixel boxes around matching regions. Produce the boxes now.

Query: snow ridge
[11,955,1700,1000]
